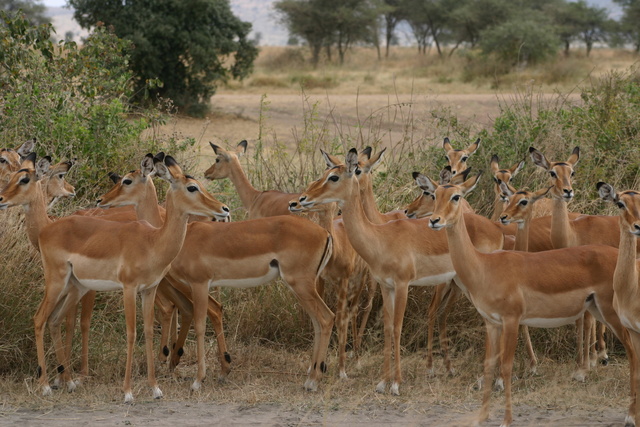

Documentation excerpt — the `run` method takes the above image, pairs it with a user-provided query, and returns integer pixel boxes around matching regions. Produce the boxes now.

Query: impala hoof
[42,385,52,396]
[153,386,163,399]
[191,380,201,391]
[572,370,586,382]
[494,377,504,392]
[66,380,76,393]
[52,378,60,390]
[124,392,134,404]
[303,379,318,392]
[390,382,400,396]
[426,367,436,378]
[375,380,386,394]
[600,358,609,366]
[339,370,348,380]
[624,415,635,427]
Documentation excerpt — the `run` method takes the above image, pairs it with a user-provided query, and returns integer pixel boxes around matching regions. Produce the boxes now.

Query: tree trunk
[311,44,321,68]
[564,40,570,57]
[325,44,332,62]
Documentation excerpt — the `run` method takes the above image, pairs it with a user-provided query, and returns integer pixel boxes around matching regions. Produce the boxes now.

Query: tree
[614,0,640,52]
[1,0,47,25]
[381,0,403,58]
[69,0,258,113]
[571,0,609,56]
[480,11,560,67]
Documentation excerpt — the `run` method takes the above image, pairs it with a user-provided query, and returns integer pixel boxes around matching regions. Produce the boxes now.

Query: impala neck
[514,217,531,252]
[154,189,190,263]
[444,210,484,292]
[490,195,504,222]
[135,178,163,227]
[24,181,53,249]
[227,158,261,211]
[550,197,573,248]
[614,220,639,301]
[339,177,385,265]
[360,174,387,225]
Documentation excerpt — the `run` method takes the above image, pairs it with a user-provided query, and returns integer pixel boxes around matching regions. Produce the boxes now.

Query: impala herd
[2,136,640,426]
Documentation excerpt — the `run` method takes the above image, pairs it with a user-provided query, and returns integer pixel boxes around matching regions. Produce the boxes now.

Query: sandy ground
[0,400,628,426]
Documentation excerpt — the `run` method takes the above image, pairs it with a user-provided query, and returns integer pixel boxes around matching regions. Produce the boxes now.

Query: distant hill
[44,0,622,46]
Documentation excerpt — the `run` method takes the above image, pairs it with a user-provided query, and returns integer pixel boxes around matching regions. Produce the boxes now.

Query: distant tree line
[274,0,640,66]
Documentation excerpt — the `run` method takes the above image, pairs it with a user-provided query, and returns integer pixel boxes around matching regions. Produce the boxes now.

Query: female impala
[443,137,480,176]
[428,172,636,427]
[0,138,34,184]
[29,156,229,402]
[598,182,640,427]
[297,149,505,396]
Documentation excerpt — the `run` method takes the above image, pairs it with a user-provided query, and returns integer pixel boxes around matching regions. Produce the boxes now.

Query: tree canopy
[69,0,259,113]
[1,0,47,25]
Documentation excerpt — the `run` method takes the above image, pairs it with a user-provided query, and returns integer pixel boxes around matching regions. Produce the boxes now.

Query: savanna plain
[2,47,640,426]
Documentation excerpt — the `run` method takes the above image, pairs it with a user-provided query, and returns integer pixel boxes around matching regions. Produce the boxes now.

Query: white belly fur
[208,264,280,289]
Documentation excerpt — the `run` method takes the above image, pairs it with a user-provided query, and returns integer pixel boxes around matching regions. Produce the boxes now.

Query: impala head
[428,172,482,231]
[529,146,579,201]
[443,137,480,176]
[499,184,552,225]
[598,182,640,237]
[405,166,471,219]
[97,153,158,208]
[39,159,76,206]
[155,155,230,221]
[0,152,43,209]
[490,154,525,201]
[299,148,360,209]
[204,140,247,180]
[0,138,36,184]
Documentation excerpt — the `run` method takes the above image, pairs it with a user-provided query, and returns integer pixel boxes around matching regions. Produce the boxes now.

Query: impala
[0,138,34,185]
[428,171,636,427]
[26,155,229,402]
[598,182,640,427]
[443,137,480,176]
[297,149,505,395]
[530,146,638,365]
[100,157,336,393]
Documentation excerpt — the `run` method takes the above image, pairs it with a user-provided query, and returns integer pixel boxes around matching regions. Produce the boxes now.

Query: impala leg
[59,303,78,389]
[288,277,335,392]
[439,282,458,376]
[520,325,538,375]
[207,295,231,380]
[628,330,640,427]
[190,281,210,391]
[142,286,162,399]
[355,273,377,352]
[78,291,96,381]
[597,322,609,365]
[390,282,409,396]
[500,319,519,427]
[478,321,501,425]
[154,289,176,364]
[573,314,587,382]
[122,286,137,403]
[335,278,350,379]
[426,283,445,377]
[50,289,83,393]
[376,284,394,394]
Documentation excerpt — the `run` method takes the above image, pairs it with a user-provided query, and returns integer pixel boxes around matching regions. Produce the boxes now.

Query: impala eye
[187,185,198,193]
[20,176,30,185]
[215,158,220,163]
[617,201,626,209]
[549,171,557,178]
[123,179,132,185]
[58,174,64,179]
[452,195,460,202]
[355,169,362,175]
[461,156,468,162]
[571,171,575,177]
[328,175,339,182]
[519,200,529,206]
[0,158,6,163]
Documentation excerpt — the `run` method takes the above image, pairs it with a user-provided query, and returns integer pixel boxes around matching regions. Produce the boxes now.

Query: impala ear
[510,157,525,177]
[154,152,165,163]
[345,148,359,176]
[364,147,386,173]
[567,146,580,166]
[236,140,247,156]
[490,154,500,174]
[415,172,438,193]
[438,166,452,185]
[141,153,155,177]
[21,152,37,170]
[321,149,342,169]
[443,137,453,152]
[108,172,121,184]
[532,185,553,202]
[466,138,481,154]
[17,138,36,158]
[597,182,617,203]
[529,147,550,170]
[209,142,220,155]
[460,171,483,196]
[499,180,515,198]
[35,156,52,180]
[361,146,372,159]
